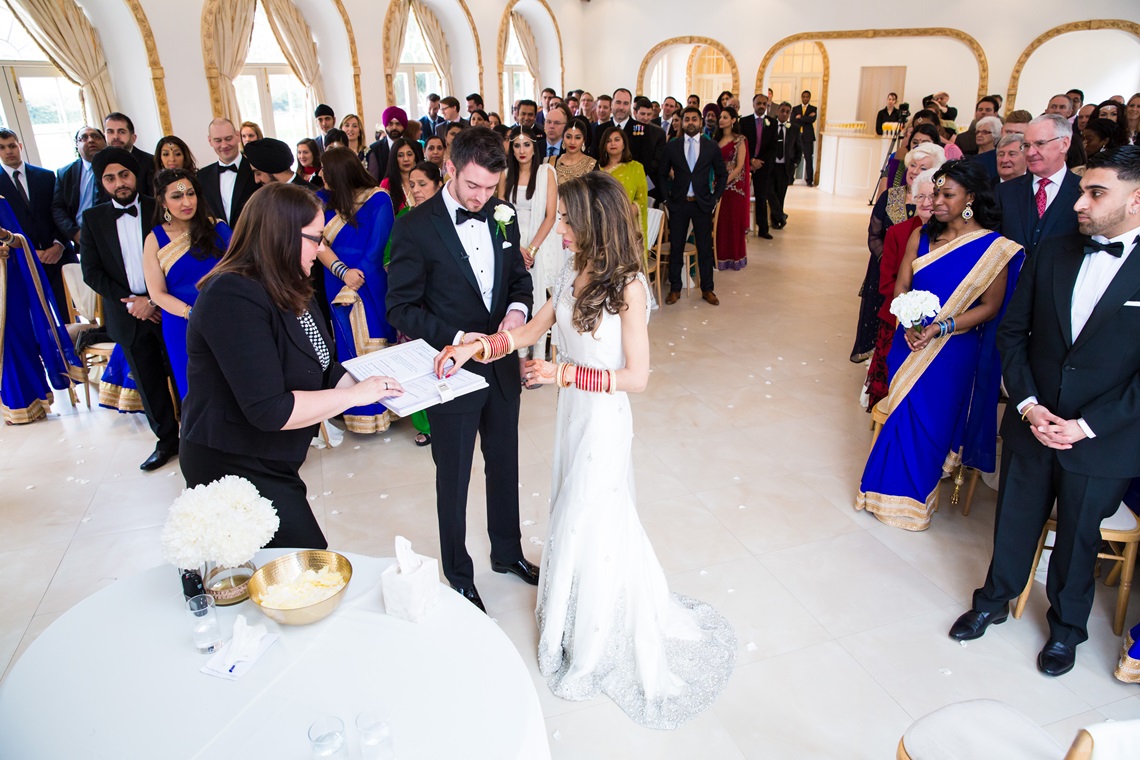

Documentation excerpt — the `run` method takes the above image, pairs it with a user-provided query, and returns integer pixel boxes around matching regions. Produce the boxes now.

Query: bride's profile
[435,171,735,729]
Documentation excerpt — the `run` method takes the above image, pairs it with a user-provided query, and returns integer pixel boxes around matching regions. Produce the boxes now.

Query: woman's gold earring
[961,203,973,221]
[163,208,172,223]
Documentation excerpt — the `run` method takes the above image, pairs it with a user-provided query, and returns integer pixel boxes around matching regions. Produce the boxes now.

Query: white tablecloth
[0,549,551,759]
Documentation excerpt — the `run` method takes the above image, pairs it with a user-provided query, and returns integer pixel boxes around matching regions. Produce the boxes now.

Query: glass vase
[202,560,256,606]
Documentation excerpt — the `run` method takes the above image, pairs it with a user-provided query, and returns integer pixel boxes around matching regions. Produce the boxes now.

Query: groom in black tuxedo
[950,146,1140,676]
[387,127,538,612]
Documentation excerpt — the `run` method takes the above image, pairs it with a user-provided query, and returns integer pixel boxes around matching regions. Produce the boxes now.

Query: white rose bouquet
[160,476,280,570]
[890,289,941,338]
[493,204,515,240]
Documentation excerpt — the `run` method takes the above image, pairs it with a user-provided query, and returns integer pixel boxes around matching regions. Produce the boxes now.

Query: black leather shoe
[452,585,486,613]
[758,231,773,240]
[1037,640,1076,676]
[140,447,177,472]
[491,557,540,586]
[948,608,1008,640]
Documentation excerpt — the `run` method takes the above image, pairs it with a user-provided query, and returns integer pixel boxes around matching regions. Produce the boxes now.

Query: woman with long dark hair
[380,137,423,216]
[183,184,401,548]
[153,135,198,174]
[141,169,231,398]
[597,126,648,244]
[857,160,1024,530]
[713,106,750,270]
[435,172,735,729]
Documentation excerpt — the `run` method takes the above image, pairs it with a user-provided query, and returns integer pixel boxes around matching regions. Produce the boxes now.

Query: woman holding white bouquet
[857,160,1024,530]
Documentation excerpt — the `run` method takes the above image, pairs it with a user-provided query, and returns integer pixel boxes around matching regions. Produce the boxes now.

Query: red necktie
[1035,177,1051,218]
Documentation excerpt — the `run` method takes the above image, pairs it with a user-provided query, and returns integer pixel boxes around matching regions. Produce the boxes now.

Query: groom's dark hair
[448,126,507,175]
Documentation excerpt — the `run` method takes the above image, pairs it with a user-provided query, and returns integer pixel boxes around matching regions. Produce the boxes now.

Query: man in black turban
[314,103,335,152]
[244,138,310,187]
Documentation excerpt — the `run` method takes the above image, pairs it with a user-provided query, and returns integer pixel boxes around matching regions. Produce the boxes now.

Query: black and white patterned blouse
[297,310,330,370]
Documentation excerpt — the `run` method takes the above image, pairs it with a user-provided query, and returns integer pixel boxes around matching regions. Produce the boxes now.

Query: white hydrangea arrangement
[890,290,942,334]
[160,476,279,569]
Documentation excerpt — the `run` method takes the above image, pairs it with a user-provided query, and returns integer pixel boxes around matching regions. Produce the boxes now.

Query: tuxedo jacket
[131,146,155,196]
[998,232,1140,478]
[0,164,73,255]
[625,121,667,201]
[386,190,533,412]
[366,139,390,183]
[663,135,728,213]
[52,158,109,241]
[79,196,156,345]
[996,170,1081,258]
[198,158,258,228]
[791,104,818,142]
[739,113,779,167]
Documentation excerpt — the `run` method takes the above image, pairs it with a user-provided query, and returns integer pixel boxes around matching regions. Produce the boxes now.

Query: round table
[0,549,551,759]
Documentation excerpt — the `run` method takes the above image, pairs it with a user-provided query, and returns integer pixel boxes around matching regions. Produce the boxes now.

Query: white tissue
[223,615,267,670]
[395,535,422,574]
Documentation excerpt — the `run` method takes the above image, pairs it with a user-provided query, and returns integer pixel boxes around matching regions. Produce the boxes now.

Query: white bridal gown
[536,264,736,730]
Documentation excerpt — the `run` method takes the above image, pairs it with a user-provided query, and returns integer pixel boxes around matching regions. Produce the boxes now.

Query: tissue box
[380,555,440,622]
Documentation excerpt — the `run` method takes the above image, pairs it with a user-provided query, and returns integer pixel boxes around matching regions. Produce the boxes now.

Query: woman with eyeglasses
[182,183,402,549]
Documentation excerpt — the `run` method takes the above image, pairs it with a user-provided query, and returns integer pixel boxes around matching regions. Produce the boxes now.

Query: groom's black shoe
[452,585,486,613]
[1037,640,1076,677]
[491,557,540,586]
[948,608,1008,641]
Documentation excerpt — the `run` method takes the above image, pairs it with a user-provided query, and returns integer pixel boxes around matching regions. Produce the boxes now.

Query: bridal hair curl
[559,172,643,335]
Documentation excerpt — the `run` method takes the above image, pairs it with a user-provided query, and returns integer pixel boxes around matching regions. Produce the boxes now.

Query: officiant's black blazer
[386,189,532,413]
[996,170,1081,258]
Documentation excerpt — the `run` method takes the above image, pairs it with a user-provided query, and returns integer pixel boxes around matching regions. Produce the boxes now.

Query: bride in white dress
[436,172,735,729]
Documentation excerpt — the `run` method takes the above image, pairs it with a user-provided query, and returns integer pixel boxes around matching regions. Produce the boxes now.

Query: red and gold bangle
[481,330,516,361]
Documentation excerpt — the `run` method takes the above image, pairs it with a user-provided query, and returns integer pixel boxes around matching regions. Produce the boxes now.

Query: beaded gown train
[536,263,736,729]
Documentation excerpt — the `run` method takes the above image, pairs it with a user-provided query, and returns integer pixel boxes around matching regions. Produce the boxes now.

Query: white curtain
[210,0,256,124]
[410,0,451,99]
[384,0,411,98]
[262,0,326,113]
[5,0,117,126]
[510,11,541,85]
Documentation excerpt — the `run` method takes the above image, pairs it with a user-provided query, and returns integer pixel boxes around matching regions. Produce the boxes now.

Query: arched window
[769,42,823,110]
[395,6,441,121]
[0,6,85,169]
[234,2,310,150]
[502,19,535,110]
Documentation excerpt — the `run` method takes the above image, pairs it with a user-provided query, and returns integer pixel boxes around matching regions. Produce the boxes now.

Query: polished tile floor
[2,187,1138,757]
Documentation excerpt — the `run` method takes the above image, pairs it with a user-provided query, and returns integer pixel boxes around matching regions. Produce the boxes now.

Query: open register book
[342,339,488,417]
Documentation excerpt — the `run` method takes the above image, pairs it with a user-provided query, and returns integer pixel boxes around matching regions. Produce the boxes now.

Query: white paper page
[342,339,441,383]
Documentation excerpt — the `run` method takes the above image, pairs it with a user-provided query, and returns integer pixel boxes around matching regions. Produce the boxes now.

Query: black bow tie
[219,164,238,173]
[1084,237,1135,258]
[113,205,138,218]
[455,208,486,225]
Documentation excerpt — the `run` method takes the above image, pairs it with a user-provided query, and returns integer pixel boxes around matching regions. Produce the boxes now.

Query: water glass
[356,712,395,760]
[308,716,348,759]
[185,594,222,654]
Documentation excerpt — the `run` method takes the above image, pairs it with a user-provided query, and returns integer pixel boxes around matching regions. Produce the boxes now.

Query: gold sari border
[856,488,937,531]
[331,286,389,358]
[344,411,392,434]
[99,383,144,412]
[324,188,383,247]
[911,229,991,275]
[1116,648,1140,683]
[2,396,52,425]
[157,233,191,276]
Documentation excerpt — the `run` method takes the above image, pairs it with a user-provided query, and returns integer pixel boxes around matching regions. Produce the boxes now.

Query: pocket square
[502,241,512,249]
[1124,301,1140,307]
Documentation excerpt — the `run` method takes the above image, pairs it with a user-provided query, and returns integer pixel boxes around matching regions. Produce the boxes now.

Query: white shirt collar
[5,161,25,177]
[1034,165,1068,190]
[615,118,629,130]
[1092,224,1140,247]
[219,157,240,169]
[112,196,141,212]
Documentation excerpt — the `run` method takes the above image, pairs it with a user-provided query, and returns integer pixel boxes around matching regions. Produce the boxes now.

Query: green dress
[605,160,649,244]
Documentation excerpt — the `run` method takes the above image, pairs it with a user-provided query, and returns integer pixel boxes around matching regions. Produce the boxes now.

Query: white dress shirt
[218,158,241,222]
[1032,165,1069,214]
[114,197,146,294]
[614,118,630,132]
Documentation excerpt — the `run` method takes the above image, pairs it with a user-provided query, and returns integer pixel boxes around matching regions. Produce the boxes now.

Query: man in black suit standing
[419,93,446,138]
[313,104,335,152]
[53,126,108,247]
[536,103,569,161]
[0,128,74,320]
[739,92,778,239]
[769,102,797,230]
[791,91,817,186]
[198,118,258,229]
[997,114,1081,258]
[950,146,1140,676]
[80,147,178,471]
[631,98,668,204]
[103,113,154,197]
[663,106,727,306]
[386,127,537,612]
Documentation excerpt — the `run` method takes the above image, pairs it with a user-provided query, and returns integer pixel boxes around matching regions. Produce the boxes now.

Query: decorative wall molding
[384,0,485,111]
[328,0,363,118]
[636,36,740,99]
[121,0,172,134]
[496,0,564,113]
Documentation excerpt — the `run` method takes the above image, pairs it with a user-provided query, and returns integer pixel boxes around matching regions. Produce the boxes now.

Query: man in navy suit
[419,93,446,138]
[663,106,727,306]
[0,128,74,321]
[996,114,1081,258]
[791,90,818,186]
[52,126,108,248]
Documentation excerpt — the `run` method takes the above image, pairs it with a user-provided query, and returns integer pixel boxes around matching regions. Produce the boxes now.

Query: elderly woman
[851,142,946,363]
[995,134,1027,183]
[182,183,402,549]
[857,160,1024,530]
[971,116,1003,179]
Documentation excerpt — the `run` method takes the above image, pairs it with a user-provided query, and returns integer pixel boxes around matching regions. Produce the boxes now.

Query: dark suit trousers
[751,167,772,233]
[769,164,790,225]
[427,387,524,589]
[120,319,180,451]
[799,138,815,185]
[667,200,715,294]
[974,443,1129,647]
[42,249,78,323]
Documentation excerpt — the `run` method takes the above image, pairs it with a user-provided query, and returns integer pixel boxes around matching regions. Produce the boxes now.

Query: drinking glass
[356,712,395,760]
[308,716,348,759]
[185,594,222,654]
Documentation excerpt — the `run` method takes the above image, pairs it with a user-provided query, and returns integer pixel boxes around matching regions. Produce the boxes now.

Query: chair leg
[83,370,92,407]
[962,468,981,517]
[1113,540,1137,637]
[1014,528,1049,619]
[1103,542,1123,587]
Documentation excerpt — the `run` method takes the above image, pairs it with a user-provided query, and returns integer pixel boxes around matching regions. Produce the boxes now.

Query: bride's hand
[523,359,558,386]
[434,342,481,378]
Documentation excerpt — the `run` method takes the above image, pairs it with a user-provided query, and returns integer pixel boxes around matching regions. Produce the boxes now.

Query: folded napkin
[201,614,279,681]
[381,536,440,623]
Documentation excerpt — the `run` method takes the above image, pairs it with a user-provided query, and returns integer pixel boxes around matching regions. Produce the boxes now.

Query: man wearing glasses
[996,114,1080,257]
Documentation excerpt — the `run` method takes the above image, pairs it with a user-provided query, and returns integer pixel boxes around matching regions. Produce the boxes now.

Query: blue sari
[153,221,231,397]
[857,230,1023,530]
[0,198,82,423]
[98,346,143,413]
[320,188,395,433]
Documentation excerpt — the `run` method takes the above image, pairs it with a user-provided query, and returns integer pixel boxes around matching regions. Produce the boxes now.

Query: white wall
[1015,29,1140,114]
[644,45,692,105]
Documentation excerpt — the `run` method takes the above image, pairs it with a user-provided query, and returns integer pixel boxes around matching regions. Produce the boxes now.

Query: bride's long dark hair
[558,172,643,335]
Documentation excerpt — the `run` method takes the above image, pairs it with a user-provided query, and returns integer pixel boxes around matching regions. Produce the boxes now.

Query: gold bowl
[248,550,353,625]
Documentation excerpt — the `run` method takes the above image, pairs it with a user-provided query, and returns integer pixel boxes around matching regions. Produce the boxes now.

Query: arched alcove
[496,0,564,114]
[381,0,483,114]
[637,36,739,104]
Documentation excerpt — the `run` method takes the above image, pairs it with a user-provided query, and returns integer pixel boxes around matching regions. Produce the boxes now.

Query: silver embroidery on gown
[535,262,736,730]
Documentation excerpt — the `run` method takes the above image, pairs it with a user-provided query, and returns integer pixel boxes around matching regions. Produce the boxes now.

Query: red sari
[715,138,750,270]
[866,215,924,409]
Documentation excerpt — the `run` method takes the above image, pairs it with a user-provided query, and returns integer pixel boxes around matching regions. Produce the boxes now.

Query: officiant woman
[180,183,403,548]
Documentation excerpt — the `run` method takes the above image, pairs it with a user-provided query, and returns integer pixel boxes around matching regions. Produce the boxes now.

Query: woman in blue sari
[0,199,83,423]
[316,147,396,434]
[142,169,231,398]
[857,160,1024,531]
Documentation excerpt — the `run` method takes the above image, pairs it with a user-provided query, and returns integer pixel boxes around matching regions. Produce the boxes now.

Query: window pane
[246,4,286,64]
[19,76,84,169]
[400,9,433,66]
[0,7,48,61]
[394,71,409,114]
[268,74,308,151]
[505,23,525,66]
[234,74,263,129]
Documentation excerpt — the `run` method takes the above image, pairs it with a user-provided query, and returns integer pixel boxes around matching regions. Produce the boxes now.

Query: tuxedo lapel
[1071,240,1140,353]
[487,208,508,317]
[94,206,128,285]
[1052,236,1082,347]
[429,193,483,303]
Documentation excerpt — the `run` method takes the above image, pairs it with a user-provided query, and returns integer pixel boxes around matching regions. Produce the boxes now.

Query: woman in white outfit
[436,172,735,729]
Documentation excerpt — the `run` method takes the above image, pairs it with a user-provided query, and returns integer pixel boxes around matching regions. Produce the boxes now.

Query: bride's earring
[961,203,973,221]
[163,207,172,223]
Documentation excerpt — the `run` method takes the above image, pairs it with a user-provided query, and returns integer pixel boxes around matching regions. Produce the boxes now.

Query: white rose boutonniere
[493,204,515,241]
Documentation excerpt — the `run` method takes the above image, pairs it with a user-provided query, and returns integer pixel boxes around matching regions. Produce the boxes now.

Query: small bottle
[181,568,205,600]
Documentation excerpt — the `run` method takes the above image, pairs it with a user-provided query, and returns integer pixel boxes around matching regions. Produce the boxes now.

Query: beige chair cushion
[902,699,1063,760]
[1046,502,1139,532]
[62,263,98,322]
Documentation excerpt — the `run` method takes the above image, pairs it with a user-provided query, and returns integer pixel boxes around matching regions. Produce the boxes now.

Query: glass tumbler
[185,594,222,654]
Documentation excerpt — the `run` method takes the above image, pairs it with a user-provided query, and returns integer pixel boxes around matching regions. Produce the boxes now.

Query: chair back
[62,263,102,324]
[646,207,664,253]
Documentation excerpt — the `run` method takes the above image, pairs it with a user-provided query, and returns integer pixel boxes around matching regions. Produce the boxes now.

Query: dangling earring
[961,203,974,221]
[163,208,172,223]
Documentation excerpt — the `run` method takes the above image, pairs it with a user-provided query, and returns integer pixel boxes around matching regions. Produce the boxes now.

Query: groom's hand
[498,309,526,333]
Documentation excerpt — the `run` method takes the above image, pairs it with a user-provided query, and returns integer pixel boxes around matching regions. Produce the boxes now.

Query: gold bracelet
[1020,403,1038,422]
[476,336,492,360]
[606,369,617,394]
